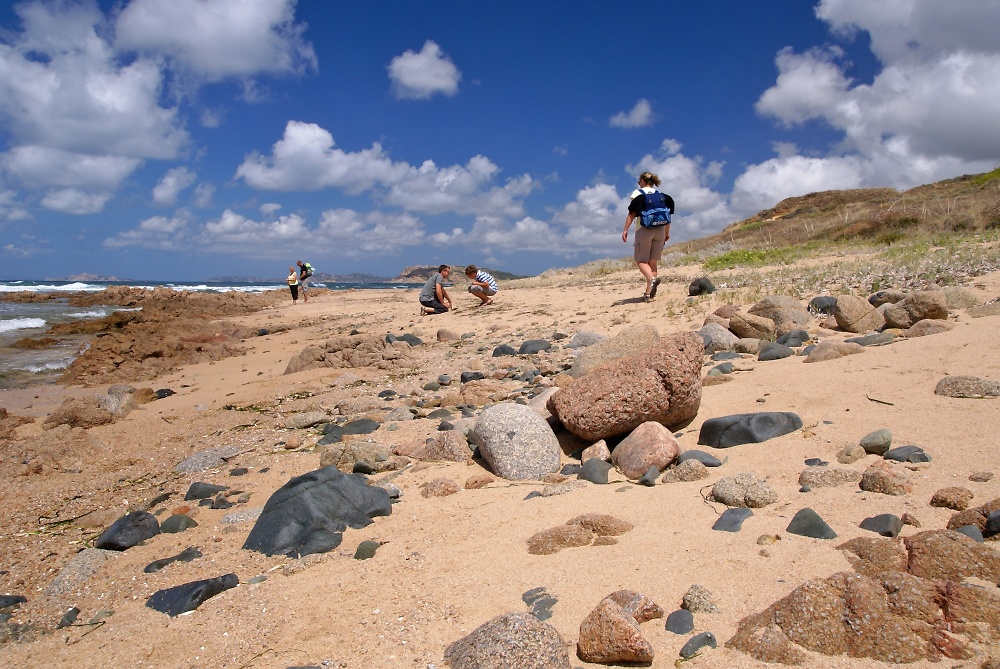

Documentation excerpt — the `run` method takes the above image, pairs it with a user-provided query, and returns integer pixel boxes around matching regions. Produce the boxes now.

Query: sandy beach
[1,260,999,668]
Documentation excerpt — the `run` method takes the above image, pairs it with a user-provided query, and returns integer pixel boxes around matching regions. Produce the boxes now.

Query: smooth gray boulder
[697,412,803,449]
[470,403,561,480]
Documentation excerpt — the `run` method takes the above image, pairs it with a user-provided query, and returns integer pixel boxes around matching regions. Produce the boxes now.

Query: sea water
[0,279,419,389]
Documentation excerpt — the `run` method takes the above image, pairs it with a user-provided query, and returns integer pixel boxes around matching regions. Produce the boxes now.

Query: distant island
[54,273,122,281]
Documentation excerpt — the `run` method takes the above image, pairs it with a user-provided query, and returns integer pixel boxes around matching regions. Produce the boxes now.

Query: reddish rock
[420,478,460,498]
[804,341,865,363]
[566,514,633,537]
[577,598,654,664]
[580,440,610,464]
[465,473,495,489]
[860,460,913,496]
[526,525,594,555]
[834,295,885,333]
[611,421,681,479]
[883,290,948,329]
[603,590,663,623]
[42,396,115,430]
[904,529,1000,581]
[548,332,703,441]
[946,497,1000,533]
[930,487,974,511]
[837,536,909,578]
[728,311,776,339]
[395,431,472,463]
[904,319,955,337]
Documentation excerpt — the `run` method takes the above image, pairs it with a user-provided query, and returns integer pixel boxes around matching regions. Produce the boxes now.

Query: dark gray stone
[492,344,518,357]
[638,466,659,487]
[579,458,613,484]
[884,445,931,463]
[954,525,984,542]
[689,277,715,296]
[522,587,557,621]
[354,540,380,560]
[712,508,753,532]
[184,482,227,501]
[808,296,837,315]
[776,330,809,347]
[665,608,694,634]
[145,573,239,617]
[677,450,723,467]
[242,466,392,558]
[710,362,734,375]
[803,458,827,466]
[680,631,718,658]
[859,513,903,537]
[0,595,26,610]
[160,514,198,534]
[786,508,837,539]
[758,343,795,361]
[711,351,742,361]
[984,510,1000,538]
[94,511,160,551]
[697,412,803,448]
[519,340,552,355]
[461,371,486,383]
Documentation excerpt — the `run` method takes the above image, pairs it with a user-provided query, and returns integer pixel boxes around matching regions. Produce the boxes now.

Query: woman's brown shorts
[633,224,668,263]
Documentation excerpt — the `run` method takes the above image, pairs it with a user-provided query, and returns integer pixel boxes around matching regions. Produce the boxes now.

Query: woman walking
[622,172,674,301]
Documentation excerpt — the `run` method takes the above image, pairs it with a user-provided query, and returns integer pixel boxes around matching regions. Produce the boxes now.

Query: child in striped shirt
[465,265,498,306]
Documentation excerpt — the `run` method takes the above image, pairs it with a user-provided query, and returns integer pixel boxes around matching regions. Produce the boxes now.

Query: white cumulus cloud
[115,0,317,82]
[610,99,655,129]
[152,167,198,206]
[388,40,461,100]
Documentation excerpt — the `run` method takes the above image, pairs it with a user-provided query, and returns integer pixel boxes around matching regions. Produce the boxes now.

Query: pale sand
[1,263,999,668]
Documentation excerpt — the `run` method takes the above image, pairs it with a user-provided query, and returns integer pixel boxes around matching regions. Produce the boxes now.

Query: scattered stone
[41,396,115,430]
[882,290,948,329]
[567,514,633,537]
[160,514,198,533]
[803,340,865,362]
[184,481,227,501]
[845,332,896,347]
[713,508,753,532]
[519,339,551,354]
[837,443,866,464]
[904,319,955,337]
[94,511,160,551]
[461,371,485,383]
[611,421,681,479]
[859,514,904,538]
[283,410,328,429]
[470,403,561,481]
[146,573,239,617]
[465,473,495,489]
[492,344,518,357]
[969,471,994,482]
[757,342,795,361]
[174,446,240,474]
[660,459,709,483]
[901,512,921,527]
[680,631,718,659]
[665,609,694,634]
[688,277,715,296]
[930,486,974,511]
[798,467,862,488]
[681,584,719,613]
[833,294,885,333]
[808,295,837,314]
[710,473,777,508]
[577,598,654,664]
[354,540,380,560]
[526,525,594,555]
[580,440,611,464]
[860,460,913,495]
[421,478,460,498]
[883,445,931,463]
[676,449,722,467]
[728,311,776,340]
[396,431,472,464]
[579,458,613,484]
[522,587,557,621]
[786,508,837,539]
[860,428,892,455]
[698,323,738,353]
[697,412,803,448]
[322,440,395,472]
[444,611,571,668]
[934,375,1000,398]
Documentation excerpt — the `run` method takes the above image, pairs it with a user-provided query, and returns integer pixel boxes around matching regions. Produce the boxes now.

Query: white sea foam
[0,317,47,333]
[0,282,102,293]
[68,309,108,318]
[20,359,74,373]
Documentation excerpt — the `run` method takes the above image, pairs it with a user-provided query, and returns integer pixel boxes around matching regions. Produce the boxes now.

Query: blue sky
[2,0,999,281]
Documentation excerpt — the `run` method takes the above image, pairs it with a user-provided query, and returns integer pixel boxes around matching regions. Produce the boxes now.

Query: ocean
[0,279,418,390]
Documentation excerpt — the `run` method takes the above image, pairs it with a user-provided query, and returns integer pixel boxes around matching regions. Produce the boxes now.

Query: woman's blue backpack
[640,191,672,228]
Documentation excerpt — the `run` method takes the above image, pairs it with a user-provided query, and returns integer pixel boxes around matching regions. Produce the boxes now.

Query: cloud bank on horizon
[1,0,999,279]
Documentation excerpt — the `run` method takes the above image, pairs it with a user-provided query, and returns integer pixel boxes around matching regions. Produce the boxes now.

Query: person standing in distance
[287,266,300,303]
[296,260,314,303]
[464,264,498,306]
[419,265,453,315]
[622,172,674,301]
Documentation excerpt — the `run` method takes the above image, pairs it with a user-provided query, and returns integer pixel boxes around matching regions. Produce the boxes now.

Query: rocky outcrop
[284,334,411,374]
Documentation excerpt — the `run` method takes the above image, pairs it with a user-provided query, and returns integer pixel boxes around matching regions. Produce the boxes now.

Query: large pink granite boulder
[548,332,703,441]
